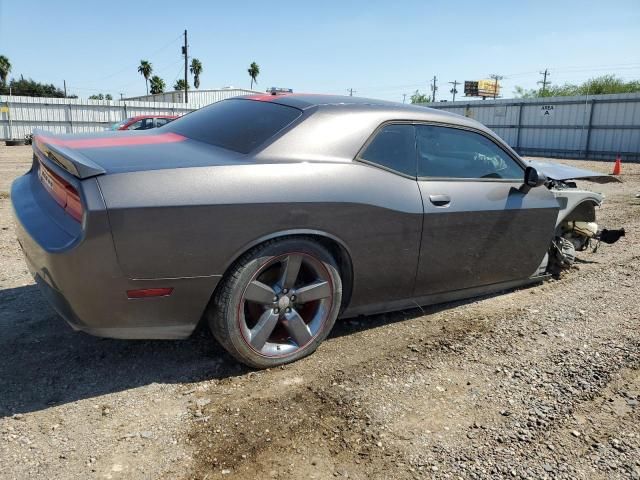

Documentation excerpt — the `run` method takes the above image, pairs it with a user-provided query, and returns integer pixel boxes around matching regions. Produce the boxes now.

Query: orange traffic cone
[612,155,622,175]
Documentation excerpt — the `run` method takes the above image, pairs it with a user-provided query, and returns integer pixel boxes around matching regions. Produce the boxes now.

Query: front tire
[208,237,342,368]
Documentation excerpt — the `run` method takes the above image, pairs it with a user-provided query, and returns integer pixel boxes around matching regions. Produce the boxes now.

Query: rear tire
[207,237,342,369]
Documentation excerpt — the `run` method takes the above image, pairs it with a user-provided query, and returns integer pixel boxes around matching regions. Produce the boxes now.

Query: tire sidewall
[214,238,342,368]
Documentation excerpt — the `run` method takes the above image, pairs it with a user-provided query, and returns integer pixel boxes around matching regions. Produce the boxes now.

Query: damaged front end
[535,172,626,277]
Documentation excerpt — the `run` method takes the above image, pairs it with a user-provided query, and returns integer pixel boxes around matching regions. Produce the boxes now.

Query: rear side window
[359,124,416,177]
[155,117,173,127]
[416,125,523,179]
[166,99,302,154]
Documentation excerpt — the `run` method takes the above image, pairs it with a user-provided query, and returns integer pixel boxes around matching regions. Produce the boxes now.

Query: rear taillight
[38,160,84,222]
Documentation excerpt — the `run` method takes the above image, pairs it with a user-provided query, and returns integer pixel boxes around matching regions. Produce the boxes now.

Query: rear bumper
[11,172,220,339]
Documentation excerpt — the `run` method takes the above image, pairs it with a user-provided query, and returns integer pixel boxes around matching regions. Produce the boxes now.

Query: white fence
[422,92,640,162]
[1,95,212,140]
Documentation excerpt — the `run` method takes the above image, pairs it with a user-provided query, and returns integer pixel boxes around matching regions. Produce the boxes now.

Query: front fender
[553,189,603,227]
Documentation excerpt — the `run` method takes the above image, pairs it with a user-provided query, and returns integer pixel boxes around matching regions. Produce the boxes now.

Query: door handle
[429,194,451,207]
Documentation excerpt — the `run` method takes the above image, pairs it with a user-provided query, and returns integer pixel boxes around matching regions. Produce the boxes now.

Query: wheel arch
[556,197,600,231]
[216,229,355,313]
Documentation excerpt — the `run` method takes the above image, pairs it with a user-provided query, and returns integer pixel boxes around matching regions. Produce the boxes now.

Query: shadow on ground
[0,284,250,417]
[0,281,527,417]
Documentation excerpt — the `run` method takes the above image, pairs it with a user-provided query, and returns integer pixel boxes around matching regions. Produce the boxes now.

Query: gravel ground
[0,144,638,480]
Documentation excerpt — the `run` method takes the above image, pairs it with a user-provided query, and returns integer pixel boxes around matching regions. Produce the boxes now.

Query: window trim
[413,121,526,183]
[354,121,418,180]
[355,120,527,183]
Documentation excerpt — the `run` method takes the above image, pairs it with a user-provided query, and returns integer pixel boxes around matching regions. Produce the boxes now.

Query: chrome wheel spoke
[283,309,312,346]
[244,280,276,305]
[294,280,331,304]
[280,255,303,290]
[249,309,280,350]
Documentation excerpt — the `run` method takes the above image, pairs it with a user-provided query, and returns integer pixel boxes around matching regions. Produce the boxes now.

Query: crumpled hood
[527,160,620,184]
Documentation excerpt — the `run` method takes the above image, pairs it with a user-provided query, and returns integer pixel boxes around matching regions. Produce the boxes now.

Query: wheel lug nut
[290,295,296,302]
[273,296,278,302]
[283,289,288,294]
[274,308,280,313]
[286,307,291,313]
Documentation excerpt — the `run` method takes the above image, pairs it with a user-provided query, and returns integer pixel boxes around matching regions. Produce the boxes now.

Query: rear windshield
[165,99,302,154]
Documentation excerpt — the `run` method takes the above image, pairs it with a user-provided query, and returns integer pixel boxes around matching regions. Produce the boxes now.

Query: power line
[182,29,189,103]
[430,76,437,102]
[489,74,503,99]
[347,88,356,96]
[538,68,550,94]
[80,33,184,85]
[448,80,459,102]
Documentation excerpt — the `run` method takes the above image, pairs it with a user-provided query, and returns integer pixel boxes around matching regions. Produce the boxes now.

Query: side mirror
[520,166,547,193]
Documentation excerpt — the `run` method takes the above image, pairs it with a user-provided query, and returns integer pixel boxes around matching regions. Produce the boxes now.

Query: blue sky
[1,0,639,101]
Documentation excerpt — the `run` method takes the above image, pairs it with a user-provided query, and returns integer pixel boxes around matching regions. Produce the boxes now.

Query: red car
[110,115,178,131]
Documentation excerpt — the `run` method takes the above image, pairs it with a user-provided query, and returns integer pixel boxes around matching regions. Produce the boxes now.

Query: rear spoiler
[33,130,106,179]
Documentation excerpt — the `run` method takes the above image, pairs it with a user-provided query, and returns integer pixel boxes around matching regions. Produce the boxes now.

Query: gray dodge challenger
[11,94,624,368]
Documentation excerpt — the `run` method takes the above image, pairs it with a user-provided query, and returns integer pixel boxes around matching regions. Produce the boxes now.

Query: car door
[414,124,559,297]
[354,123,423,305]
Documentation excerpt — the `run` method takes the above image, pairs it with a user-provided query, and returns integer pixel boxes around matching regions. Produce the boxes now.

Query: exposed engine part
[560,220,597,252]
[547,178,577,190]
[548,236,576,277]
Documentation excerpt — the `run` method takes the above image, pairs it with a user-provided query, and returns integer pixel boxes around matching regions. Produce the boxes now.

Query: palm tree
[137,60,153,95]
[190,58,203,89]
[0,55,11,86]
[173,79,189,91]
[149,75,165,95]
[247,61,260,90]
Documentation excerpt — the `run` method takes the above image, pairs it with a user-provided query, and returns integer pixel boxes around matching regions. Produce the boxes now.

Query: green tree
[514,75,640,98]
[0,55,11,85]
[88,93,113,100]
[247,61,260,89]
[410,90,430,104]
[173,79,190,91]
[149,75,165,94]
[190,58,203,89]
[138,60,153,95]
[0,77,69,97]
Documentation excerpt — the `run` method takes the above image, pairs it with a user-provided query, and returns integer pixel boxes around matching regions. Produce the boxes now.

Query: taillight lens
[38,160,84,222]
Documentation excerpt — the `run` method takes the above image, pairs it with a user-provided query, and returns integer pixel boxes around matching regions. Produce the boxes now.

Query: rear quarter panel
[97,162,424,308]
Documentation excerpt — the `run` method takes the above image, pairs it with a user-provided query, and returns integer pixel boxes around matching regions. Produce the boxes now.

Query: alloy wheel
[238,253,334,357]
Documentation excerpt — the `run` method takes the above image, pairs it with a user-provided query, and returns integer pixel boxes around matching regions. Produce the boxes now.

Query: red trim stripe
[36,132,186,150]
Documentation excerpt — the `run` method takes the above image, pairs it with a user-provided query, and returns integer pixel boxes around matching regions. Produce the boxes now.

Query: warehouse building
[123,87,260,106]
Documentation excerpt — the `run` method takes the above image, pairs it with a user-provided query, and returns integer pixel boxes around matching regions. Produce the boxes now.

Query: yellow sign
[0,106,8,113]
[477,79,499,96]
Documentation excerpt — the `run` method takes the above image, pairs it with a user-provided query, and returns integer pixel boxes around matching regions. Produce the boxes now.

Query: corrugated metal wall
[421,92,640,161]
[0,89,254,140]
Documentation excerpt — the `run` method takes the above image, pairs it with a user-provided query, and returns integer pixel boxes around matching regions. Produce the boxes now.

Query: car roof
[245,94,515,163]
[128,114,178,121]
[238,93,478,127]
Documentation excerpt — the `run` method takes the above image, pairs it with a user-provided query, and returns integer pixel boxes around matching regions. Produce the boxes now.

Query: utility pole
[63,80,67,98]
[489,74,503,99]
[347,88,356,96]
[402,93,407,104]
[430,76,437,102]
[120,93,124,101]
[538,68,550,95]
[448,80,459,102]
[182,29,188,103]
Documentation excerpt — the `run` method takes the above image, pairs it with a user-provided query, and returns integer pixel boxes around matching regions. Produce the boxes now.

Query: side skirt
[340,275,550,319]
